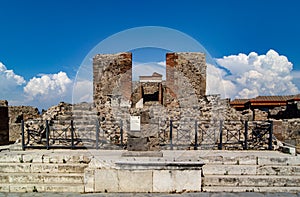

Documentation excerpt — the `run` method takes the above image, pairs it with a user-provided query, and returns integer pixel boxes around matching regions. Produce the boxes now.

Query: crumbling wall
[166,52,206,99]
[8,106,40,142]
[93,52,132,109]
[93,52,132,139]
[253,109,268,121]
[272,119,300,152]
[0,100,9,145]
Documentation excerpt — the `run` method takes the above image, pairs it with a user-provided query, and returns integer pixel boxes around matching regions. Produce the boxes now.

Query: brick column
[93,52,132,110]
[166,52,206,99]
[166,53,178,96]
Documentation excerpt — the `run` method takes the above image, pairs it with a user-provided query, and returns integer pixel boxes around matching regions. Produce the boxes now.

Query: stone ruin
[0,52,299,153]
[93,52,225,151]
[92,52,300,152]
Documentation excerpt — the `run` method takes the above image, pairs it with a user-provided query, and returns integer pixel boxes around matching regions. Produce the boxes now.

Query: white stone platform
[0,148,300,193]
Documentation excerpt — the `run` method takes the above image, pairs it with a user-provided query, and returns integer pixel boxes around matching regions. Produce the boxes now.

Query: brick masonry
[166,52,206,99]
[93,52,132,111]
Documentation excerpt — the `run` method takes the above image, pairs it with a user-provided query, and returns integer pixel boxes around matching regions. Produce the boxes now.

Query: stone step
[257,165,300,175]
[203,164,257,175]
[203,164,300,176]
[0,163,88,173]
[0,183,84,192]
[258,156,300,166]
[203,175,300,187]
[0,172,84,184]
[202,186,300,193]
[0,153,91,163]
[72,110,97,116]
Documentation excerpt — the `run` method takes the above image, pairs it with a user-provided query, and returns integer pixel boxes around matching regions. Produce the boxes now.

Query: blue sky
[0,0,300,109]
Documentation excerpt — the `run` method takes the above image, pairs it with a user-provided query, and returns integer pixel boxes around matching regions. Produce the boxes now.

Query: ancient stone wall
[93,52,132,110]
[253,109,268,121]
[0,100,9,145]
[272,119,300,152]
[93,53,132,139]
[166,52,206,99]
[8,106,40,142]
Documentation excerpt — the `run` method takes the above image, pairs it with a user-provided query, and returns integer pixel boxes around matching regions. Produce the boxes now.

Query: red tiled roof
[250,95,295,102]
[230,99,250,105]
[230,94,300,108]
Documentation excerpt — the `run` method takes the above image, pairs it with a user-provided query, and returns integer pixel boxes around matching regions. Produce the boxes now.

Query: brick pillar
[93,52,132,110]
[166,53,178,96]
[119,53,132,101]
[158,83,163,105]
[166,52,206,99]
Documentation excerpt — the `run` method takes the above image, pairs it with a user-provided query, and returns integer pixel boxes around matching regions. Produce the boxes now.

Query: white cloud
[72,80,93,103]
[0,62,26,86]
[206,63,236,98]
[214,49,299,99]
[24,71,72,98]
[0,62,26,102]
[157,61,166,67]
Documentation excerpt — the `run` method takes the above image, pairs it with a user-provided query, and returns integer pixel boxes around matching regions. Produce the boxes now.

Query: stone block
[258,156,300,165]
[280,145,296,156]
[84,168,95,193]
[118,170,153,192]
[94,169,118,192]
[202,164,256,175]
[127,137,148,151]
[153,170,201,193]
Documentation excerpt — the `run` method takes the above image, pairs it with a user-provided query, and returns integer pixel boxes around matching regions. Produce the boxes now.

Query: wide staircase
[202,151,300,192]
[0,151,90,192]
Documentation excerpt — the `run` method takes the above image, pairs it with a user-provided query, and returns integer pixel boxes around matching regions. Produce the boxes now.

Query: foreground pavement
[0,192,300,197]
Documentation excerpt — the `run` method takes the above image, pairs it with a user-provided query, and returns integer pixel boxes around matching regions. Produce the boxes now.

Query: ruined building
[93,52,226,150]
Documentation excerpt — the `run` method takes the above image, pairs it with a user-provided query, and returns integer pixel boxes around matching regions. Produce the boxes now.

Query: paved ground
[0,192,300,197]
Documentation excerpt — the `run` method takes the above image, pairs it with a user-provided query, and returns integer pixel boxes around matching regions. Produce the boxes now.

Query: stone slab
[153,170,201,192]
[204,175,300,187]
[121,151,163,157]
[115,161,204,170]
[258,156,300,166]
[84,168,94,193]
[94,169,118,192]
[118,170,153,192]
[203,164,257,175]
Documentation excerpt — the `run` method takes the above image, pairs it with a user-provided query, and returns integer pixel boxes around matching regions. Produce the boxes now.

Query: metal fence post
[218,120,223,150]
[170,120,173,150]
[120,120,124,147]
[244,120,248,150]
[268,121,273,150]
[194,120,198,150]
[46,120,50,150]
[96,119,100,150]
[71,120,74,149]
[21,120,25,151]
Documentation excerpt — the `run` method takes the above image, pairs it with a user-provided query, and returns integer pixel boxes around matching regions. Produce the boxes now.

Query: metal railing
[21,119,273,151]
